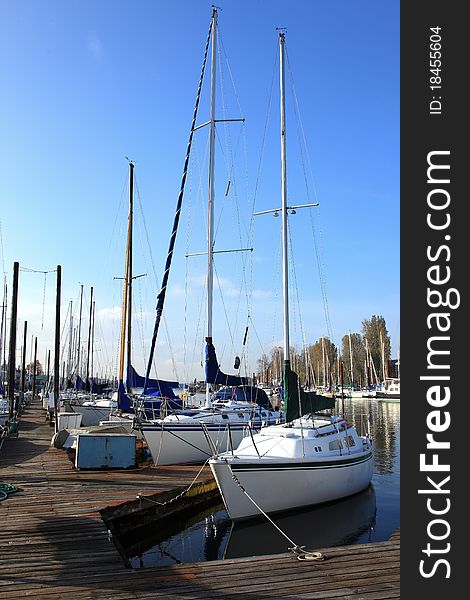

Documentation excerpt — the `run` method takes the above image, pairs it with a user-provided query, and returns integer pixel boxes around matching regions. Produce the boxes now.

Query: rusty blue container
[75,433,136,469]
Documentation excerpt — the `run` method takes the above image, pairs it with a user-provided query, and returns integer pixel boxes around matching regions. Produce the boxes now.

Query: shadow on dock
[0,398,400,599]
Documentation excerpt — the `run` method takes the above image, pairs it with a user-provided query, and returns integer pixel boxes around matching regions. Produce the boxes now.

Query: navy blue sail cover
[88,379,109,394]
[74,375,86,390]
[205,338,248,387]
[117,380,131,412]
[126,363,178,398]
[214,385,271,408]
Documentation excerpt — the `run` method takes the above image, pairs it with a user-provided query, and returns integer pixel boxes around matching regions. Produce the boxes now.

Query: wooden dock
[0,400,399,599]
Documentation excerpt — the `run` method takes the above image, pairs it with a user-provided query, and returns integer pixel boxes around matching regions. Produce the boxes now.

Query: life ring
[180,392,189,401]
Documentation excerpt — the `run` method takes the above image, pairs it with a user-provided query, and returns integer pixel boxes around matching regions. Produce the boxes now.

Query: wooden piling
[7,261,19,420]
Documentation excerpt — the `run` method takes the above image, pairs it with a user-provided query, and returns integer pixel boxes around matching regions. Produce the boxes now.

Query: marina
[0,397,399,598]
[111,396,399,567]
[1,3,399,598]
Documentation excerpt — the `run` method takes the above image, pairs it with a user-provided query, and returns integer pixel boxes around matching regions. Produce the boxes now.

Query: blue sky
[0,0,399,383]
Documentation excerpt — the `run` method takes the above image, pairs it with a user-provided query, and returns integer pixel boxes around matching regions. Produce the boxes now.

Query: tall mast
[279,31,289,364]
[348,331,354,388]
[85,286,93,390]
[76,284,84,378]
[118,161,134,395]
[143,15,213,395]
[205,7,218,406]
[91,301,95,385]
[127,163,134,372]
[380,331,386,383]
[67,301,73,383]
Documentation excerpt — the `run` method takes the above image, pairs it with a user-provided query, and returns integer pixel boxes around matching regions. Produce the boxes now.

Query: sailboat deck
[0,399,399,599]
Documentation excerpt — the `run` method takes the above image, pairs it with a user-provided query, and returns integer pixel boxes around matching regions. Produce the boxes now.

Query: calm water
[116,397,400,567]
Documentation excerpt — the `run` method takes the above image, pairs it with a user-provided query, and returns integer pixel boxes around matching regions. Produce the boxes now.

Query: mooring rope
[136,459,210,507]
[224,459,325,562]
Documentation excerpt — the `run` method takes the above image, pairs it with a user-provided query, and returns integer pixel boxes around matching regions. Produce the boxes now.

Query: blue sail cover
[88,379,109,394]
[74,375,86,391]
[214,385,271,408]
[117,380,131,412]
[205,339,248,387]
[126,364,178,399]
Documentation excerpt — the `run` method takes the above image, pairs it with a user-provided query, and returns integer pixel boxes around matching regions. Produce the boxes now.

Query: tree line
[256,315,398,389]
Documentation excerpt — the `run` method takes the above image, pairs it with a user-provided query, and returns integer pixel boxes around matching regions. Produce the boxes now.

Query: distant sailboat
[376,378,400,401]
[210,31,373,521]
[70,162,181,427]
[376,339,400,401]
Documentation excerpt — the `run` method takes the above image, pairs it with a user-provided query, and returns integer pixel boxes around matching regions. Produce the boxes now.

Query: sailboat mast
[67,301,73,383]
[91,300,95,385]
[85,286,93,389]
[118,161,134,393]
[205,7,218,406]
[348,331,354,388]
[127,162,134,372]
[76,283,84,378]
[380,331,386,383]
[279,31,289,363]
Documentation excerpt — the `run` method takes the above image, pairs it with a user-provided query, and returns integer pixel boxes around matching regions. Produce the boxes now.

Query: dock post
[53,265,61,433]
[31,336,38,402]
[8,261,19,422]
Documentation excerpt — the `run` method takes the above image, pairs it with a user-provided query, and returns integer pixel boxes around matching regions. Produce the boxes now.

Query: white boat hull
[210,449,374,520]
[141,423,251,465]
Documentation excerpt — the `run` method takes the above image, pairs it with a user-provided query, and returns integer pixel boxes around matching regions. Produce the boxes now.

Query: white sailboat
[376,338,400,401]
[209,31,373,521]
[377,378,400,401]
[140,8,282,466]
[67,285,116,426]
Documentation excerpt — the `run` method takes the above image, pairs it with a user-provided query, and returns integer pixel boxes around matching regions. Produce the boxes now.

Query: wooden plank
[0,399,400,599]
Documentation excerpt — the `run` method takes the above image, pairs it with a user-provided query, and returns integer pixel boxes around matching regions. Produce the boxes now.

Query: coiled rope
[0,483,18,501]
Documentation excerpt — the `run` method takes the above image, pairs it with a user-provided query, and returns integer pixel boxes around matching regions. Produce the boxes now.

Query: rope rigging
[285,45,334,345]
[133,178,179,383]
[180,19,254,384]
[142,12,214,394]
[19,266,56,331]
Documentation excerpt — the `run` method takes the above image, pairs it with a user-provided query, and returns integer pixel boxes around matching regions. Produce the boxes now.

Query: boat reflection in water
[115,485,376,568]
[114,500,230,568]
[223,485,376,559]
